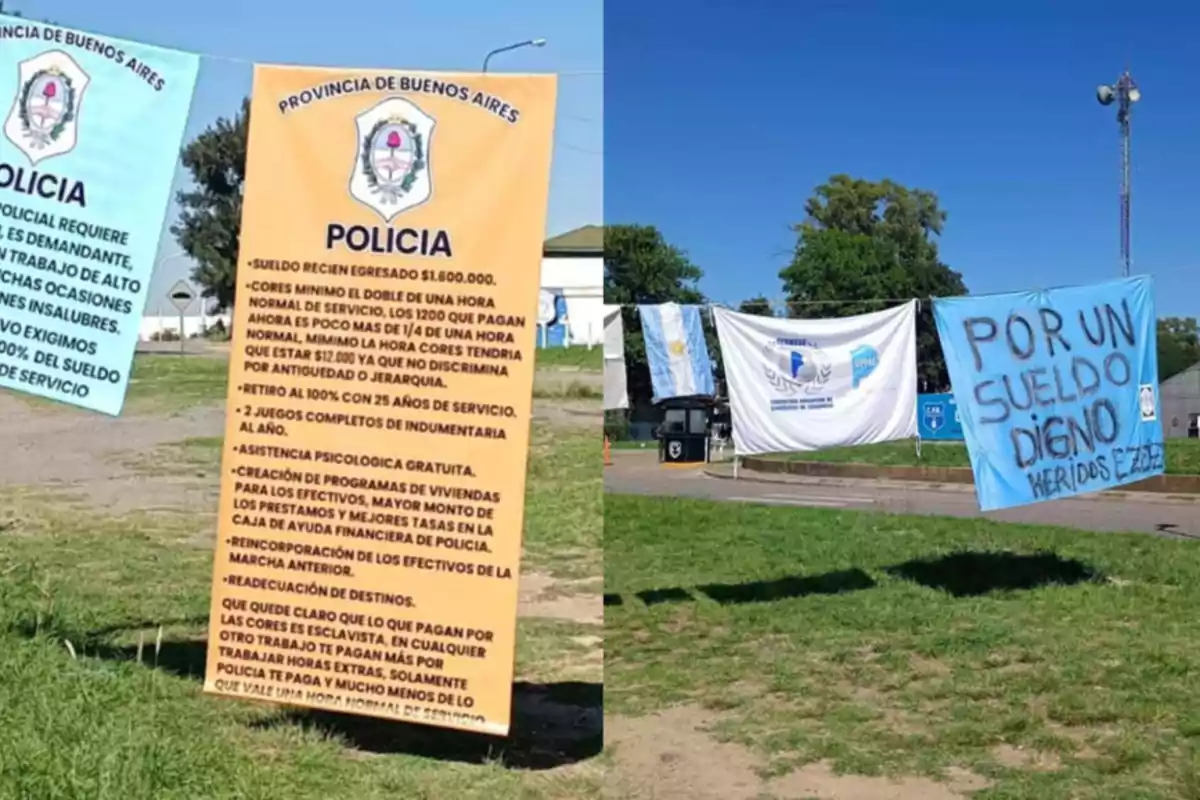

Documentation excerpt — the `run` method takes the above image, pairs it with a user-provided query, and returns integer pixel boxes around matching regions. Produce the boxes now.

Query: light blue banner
[0,17,199,414]
[934,276,1163,511]
[917,393,964,440]
[638,302,714,404]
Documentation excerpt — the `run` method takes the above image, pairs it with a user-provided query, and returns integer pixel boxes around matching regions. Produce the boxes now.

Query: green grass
[534,348,602,371]
[611,440,656,450]
[2,354,230,415]
[606,494,1200,797]
[0,422,601,798]
[123,355,230,412]
[131,426,601,582]
[531,381,602,401]
[772,438,1200,476]
[6,351,600,415]
[523,425,603,580]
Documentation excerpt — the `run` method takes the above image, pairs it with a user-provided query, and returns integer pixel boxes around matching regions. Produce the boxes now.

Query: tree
[604,224,709,413]
[1158,317,1200,382]
[737,296,774,316]
[779,174,967,391]
[0,1,58,22]
[172,98,249,312]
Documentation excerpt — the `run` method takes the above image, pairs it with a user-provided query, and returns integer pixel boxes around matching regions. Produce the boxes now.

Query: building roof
[1166,362,1200,388]
[544,225,603,256]
[1163,360,1200,386]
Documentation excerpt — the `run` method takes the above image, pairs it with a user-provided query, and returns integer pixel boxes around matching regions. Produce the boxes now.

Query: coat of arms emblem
[3,50,90,165]
[349,96,435,221]
[923,402,945,432]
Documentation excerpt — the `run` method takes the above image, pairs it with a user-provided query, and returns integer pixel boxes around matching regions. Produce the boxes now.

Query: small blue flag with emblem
[850,345,879,388]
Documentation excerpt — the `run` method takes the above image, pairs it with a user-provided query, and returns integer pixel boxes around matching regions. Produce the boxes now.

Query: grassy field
[0,354,231,415]
[535,347,603,371]
[771,438,1200,476]
[532,380,602,401]
[605,494,1200,797]
[0,426,602,798]
[610,440,656,450]
[124,354,230,411]
[3,347,602,413]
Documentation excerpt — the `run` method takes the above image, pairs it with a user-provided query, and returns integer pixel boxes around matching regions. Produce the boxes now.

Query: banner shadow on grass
[885,550,1106,597]
[605,550,1106,607]
[87,635,602,770]
[605,567,877,608]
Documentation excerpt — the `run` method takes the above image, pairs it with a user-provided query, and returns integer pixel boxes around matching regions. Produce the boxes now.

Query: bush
[604,410,630,441]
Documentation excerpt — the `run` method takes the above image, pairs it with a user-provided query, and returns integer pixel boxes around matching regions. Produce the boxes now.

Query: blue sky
[15,0,602,314]
[606,0,1200,319]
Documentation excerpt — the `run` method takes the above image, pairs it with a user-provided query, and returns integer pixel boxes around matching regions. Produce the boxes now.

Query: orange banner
[203,65,556,736]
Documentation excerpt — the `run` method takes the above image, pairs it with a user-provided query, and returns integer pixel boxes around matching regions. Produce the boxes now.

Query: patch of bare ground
[521,571,602,625]
[0,393,225,513]
[1044,721,1103,760]
[910,654,953,678]
[838,683,928,737]
[605,706,992,800]
[2,383,602,626]
[771,762,991,800]
[533,399,600,428]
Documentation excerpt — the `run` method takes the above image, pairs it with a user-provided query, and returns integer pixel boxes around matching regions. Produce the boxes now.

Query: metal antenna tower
[1097,72,1140,277]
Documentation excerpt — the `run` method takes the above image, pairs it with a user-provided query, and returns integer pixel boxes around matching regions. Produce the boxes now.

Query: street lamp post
[482,38,546,73]
[1096,72,1141,278]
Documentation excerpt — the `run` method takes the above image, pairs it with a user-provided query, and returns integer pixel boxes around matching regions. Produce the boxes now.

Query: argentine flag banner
[638,302,714,403]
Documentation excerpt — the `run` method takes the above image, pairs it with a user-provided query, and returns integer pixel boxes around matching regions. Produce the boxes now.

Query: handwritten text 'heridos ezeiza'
[962,300,1163,499]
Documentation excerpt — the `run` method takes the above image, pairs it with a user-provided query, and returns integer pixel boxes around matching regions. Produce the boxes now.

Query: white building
[139,308,231,340]
[140,226,604,344]
[539,224,603,347]
[1162,360,1200,439]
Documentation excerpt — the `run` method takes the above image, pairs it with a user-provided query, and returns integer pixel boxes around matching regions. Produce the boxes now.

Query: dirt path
[533,401,600,429]
[534,369,603,391]
[0,389,596,508]
[519,572,602,626]
[605,706,992,799]
[0,392,227,512]
[0,388,601,629]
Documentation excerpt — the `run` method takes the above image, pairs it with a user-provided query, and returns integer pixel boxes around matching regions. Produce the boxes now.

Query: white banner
[603,304,629,410]
[713,302,918,455]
